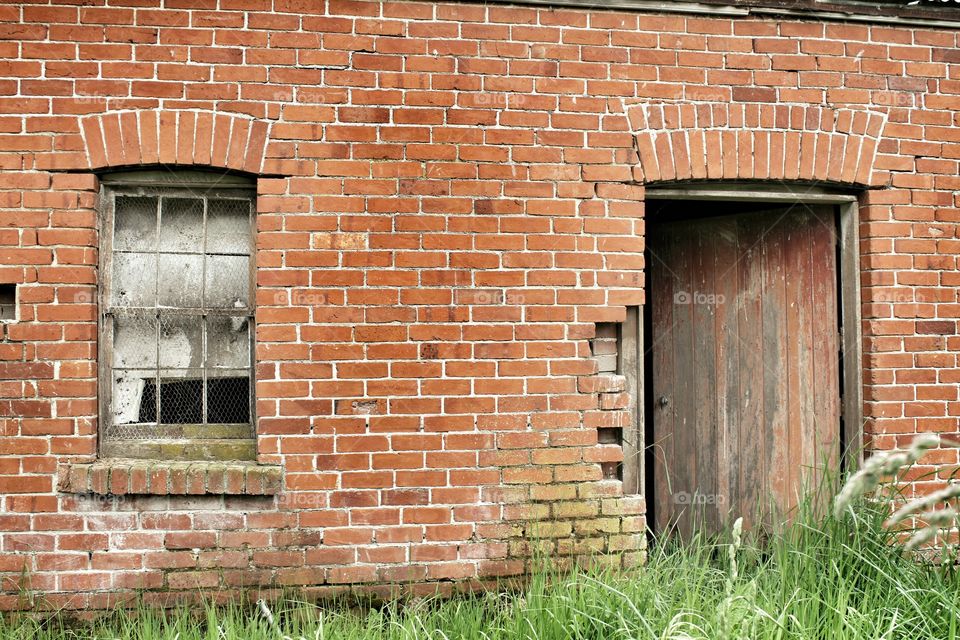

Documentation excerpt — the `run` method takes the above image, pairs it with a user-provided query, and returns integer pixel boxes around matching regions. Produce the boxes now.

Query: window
[99,170,255,460]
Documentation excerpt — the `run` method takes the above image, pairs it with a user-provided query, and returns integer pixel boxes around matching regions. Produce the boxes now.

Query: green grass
[4,502,960,640]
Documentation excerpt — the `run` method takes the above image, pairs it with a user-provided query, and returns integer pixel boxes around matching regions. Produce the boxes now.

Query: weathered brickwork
[0,0,957,609]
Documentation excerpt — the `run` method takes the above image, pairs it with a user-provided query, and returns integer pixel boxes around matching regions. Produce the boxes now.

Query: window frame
[97,170,258,461]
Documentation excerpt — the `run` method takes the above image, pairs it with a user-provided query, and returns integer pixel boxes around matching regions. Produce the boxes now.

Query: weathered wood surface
[650,205,839,538]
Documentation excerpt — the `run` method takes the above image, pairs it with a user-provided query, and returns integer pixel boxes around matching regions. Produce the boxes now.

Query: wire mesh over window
[103,189,254,442]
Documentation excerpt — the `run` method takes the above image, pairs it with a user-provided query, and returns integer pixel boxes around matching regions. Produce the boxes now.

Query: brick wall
[0,0,958,609]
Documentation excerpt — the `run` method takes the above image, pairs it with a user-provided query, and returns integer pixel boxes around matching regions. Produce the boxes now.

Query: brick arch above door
[626,101,890,188]
[79,110,272,175]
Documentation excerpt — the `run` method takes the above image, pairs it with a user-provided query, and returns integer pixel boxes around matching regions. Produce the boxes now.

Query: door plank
[692,222,718,534]
[650,225,677,534]
[810,206,840,509]
[670,222,697,538]
[650,203,841,538]
[713,216,740,528]
[789,208,815,517]
[737,213,767,529]
[761,212,789,528]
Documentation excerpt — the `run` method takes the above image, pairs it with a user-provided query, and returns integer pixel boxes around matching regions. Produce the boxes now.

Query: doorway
[641,188,862,539]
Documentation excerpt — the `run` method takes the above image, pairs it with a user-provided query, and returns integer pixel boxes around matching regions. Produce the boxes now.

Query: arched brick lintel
[626,102,889,188]
[80,110,271,175]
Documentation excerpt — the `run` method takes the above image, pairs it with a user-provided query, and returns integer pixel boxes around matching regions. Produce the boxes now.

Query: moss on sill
[99,438,257,462]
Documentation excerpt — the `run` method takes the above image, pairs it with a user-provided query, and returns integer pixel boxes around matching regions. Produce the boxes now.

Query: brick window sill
[57,460,283,496]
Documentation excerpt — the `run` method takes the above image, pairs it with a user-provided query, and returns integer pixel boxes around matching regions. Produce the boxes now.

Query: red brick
[0,0,954,604]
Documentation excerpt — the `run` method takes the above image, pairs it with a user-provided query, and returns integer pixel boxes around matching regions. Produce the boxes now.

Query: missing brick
[590,322,630,484]
[598,427,622,444]
[0,284,15,321]
[591,322,620,373]
[600,461,621,480]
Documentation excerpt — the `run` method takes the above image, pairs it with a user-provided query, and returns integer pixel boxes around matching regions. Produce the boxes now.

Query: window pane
[114,197,157,252]
[112,252,157,307]
[157,370,204,424]
[158,253,203,308]
[206,199,250,255]
[113,316,157,369]
[111,370,156,427]
[207,374,250,424]
[105,183,255,445]
[159,198,203,253]
[159,316,203,369]
[207,316,250,368]
[205,254,249,308]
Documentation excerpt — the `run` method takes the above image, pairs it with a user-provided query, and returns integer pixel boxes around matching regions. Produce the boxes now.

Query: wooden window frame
[97,170,258,461]
[619,183,864,496]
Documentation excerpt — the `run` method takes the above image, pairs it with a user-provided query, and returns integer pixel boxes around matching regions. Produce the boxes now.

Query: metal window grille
[101,183,255,445]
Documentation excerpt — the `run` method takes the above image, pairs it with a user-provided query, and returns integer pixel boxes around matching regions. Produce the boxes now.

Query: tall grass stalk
[2,496,958,640]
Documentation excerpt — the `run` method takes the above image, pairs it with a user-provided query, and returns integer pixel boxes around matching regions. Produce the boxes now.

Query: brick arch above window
[626,101,890,188]
[79,110,271,175]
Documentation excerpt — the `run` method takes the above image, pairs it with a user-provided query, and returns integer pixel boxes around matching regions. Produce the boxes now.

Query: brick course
[0,0,958,609]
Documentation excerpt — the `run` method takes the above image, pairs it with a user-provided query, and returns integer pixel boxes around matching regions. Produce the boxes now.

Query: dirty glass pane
[112,252,156,307]
[205,255,249,309]
[107,187,255,441]
[114,196,157,252]
[157,369,204,424]
[159,198,203,253]
[207,373,250,424]
[159,315,203,369]
[111,370,156,427]
[206,199,249,255]
[207,316,250,368]
[113,316,157,369]
[158,253,203,308]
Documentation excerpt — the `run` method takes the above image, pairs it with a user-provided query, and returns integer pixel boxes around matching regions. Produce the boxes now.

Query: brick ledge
[58,460,283,496]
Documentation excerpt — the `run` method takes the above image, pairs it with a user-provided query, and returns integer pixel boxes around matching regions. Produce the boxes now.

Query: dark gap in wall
[0,284,15,320]
[833,205,849,466]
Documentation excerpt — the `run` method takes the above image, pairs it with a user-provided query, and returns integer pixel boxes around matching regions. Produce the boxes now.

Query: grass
[3,501,960,640]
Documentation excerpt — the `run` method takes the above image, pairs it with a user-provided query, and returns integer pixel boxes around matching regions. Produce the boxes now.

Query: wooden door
[649,205,840,538]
